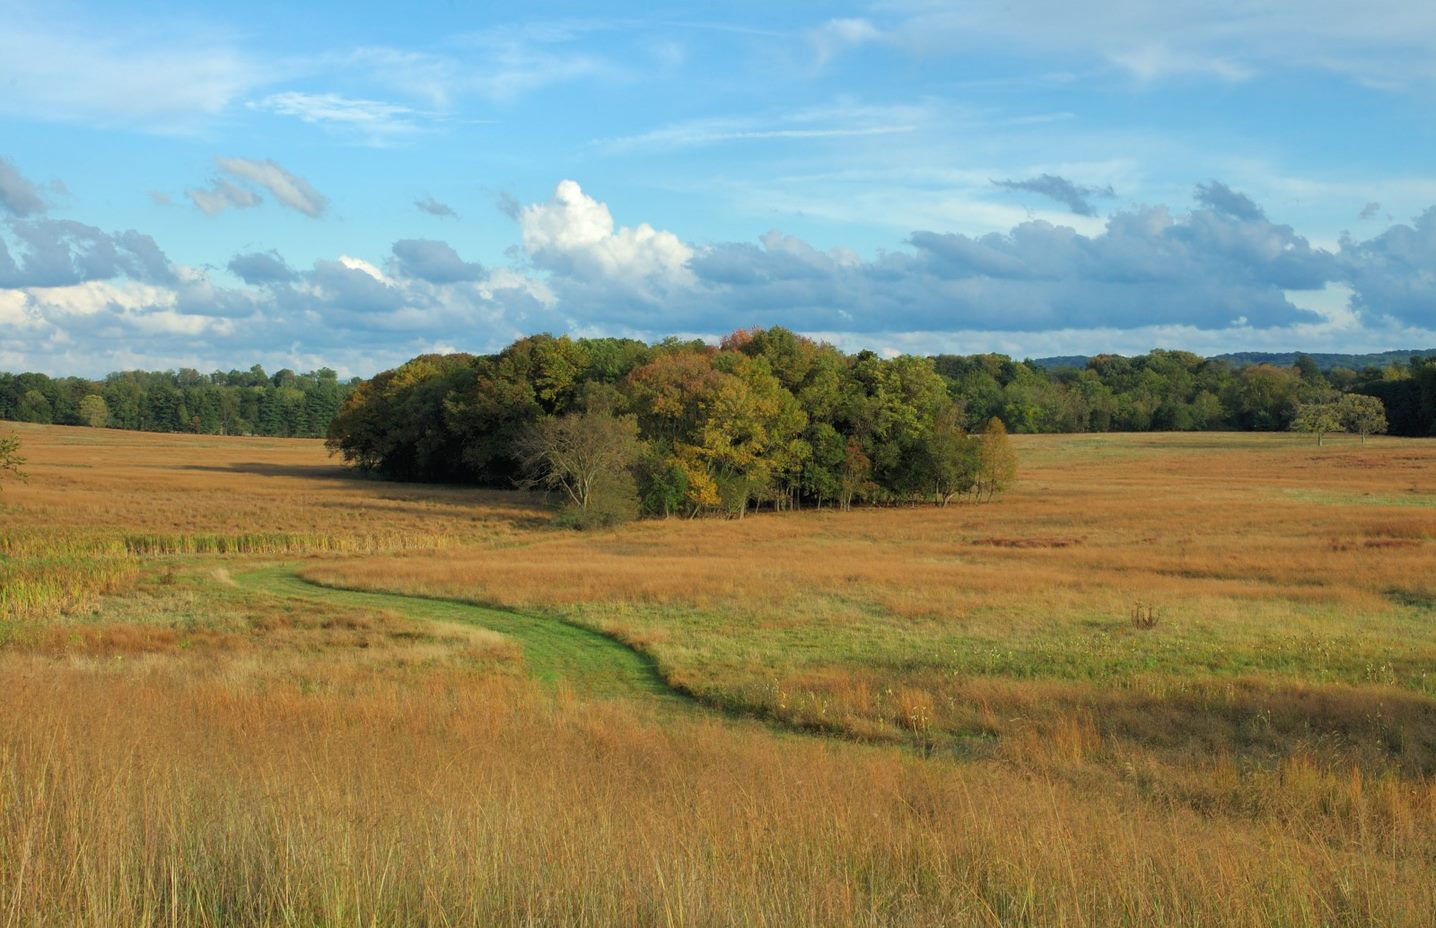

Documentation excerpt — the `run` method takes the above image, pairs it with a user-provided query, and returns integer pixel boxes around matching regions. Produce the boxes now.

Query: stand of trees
[935,350,1436,437]
[0,367,355,438]
[328,329,1018,524]
[3,337,1432,453]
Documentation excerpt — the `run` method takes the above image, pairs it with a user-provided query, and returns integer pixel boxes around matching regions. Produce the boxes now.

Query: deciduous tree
[976,417,1017,501]
[516,409,642,526]
[1292,403,1342,446]
[78,394,109,428]
[1337,393,1387,443]
[0,431,26,490]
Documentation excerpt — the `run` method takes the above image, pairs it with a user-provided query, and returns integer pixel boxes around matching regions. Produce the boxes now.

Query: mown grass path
[235,564,686,705]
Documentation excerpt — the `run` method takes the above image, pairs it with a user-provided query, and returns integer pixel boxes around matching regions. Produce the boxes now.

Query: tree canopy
[327,331,1014,520]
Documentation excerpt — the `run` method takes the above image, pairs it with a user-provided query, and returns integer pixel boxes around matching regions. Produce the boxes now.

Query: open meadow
[1,421,1433,926]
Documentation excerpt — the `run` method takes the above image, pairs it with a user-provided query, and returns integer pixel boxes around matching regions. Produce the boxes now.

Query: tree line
[327,329,1019,524]
[934,349,1436,437]
[0,367,355,438]
[3,333,1431,454]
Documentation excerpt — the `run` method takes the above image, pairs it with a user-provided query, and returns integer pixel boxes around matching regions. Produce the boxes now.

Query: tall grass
[1,424,1433,924]
[3,663,1431,927]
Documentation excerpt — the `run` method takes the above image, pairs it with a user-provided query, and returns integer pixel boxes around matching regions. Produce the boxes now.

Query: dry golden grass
[4,660,1433,927]
[0,422,543,622]
[2,423,1434,924]
[305,432,1436,749]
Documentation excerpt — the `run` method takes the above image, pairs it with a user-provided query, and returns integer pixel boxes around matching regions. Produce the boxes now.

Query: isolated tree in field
[1291,402,1342,446]
[516,408,642,526]
[0,431,26,490]
[1337,393,1387,443]
[78,394,109,428]
[976,417,1017,501]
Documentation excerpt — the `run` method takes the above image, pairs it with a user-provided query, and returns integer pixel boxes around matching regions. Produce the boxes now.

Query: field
[1,422,1434,926]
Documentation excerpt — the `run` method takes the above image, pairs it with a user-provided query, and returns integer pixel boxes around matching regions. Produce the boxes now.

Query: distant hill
[1030,349,1436,372]
[1210,350,1436,371]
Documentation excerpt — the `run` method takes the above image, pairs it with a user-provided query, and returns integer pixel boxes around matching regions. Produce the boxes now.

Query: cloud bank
[3,161,1434,377]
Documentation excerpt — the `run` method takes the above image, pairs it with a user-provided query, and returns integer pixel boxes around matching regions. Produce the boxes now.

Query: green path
[235,565,686,705]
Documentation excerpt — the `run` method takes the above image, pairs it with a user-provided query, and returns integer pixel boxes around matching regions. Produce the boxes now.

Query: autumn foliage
[328,329,1014,519]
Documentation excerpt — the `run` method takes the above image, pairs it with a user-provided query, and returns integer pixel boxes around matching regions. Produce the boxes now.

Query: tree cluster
[327,329,1019,524]
[0,367,355,438]
[4,342,1432,449]
[936,350,1436,437]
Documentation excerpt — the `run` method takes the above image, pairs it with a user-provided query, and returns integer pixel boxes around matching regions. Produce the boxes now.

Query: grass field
[1,422,1433,925]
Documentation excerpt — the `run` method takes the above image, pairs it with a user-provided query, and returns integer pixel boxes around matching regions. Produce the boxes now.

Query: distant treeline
[4,333,1433,449]
[1032,348,1436,374]
[0,367,356,438]
[322,329,1434,520]
[934,349,1436,437]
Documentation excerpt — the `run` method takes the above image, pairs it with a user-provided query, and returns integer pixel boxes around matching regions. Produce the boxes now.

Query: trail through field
[235,565,686,705]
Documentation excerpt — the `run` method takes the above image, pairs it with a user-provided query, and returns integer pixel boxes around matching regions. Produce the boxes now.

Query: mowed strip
[236,564,682,704]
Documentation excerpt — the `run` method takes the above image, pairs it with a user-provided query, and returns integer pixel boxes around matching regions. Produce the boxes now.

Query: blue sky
[2,0,1434,377]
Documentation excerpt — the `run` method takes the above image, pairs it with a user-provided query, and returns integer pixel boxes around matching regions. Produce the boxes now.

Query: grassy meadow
[1,421,1433,926]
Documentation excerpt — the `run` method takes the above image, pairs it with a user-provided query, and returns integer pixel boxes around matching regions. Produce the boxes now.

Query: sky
[1,0,1434,378]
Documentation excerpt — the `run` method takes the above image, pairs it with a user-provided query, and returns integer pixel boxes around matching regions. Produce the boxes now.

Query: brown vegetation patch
[970,535,1080,548]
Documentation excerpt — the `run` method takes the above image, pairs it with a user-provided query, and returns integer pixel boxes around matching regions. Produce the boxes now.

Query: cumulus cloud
[228,250,299,285]
[215,157,329,218]
[5,175,1435,378]
[519,180,695,293]
[0,157,47,216]
[516,182,1340,333]
[1339,206,1436,327]
[391,239,485,283]
[993,174,1116,216]
[1193,180,1265,221]
[415,196,458,218]
[0,219,174,288]
[1359,201,1382,220]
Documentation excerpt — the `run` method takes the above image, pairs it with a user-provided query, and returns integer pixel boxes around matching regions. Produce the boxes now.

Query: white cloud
[250,92,429,144]
[875,0,1436,89]
[0,157,47,216]
[1107,44,1255,84]
[809,18,884,66]
[597,101,930,154]
[520,180,695,289]
[0,3,270,131]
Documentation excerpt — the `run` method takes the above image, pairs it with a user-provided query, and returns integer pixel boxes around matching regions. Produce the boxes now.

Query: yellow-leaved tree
[976,417,1017,502]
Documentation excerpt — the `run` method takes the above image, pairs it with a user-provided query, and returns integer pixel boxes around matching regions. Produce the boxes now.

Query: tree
[1337,393,1387,444]
[0,431,26,490]
[976,417,1017,501]
[15,389,52,424]
[516,409,643,527]
[78,394,109,428]
[1291,402,1342,446]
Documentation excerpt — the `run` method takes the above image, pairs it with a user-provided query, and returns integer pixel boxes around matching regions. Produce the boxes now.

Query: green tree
[976,417,1018,501]
[1291,403,1342,446]
[516,408,643,527]
[0,431,25,489]
[16,389,52,424]
[1337,393,1387,443]
[78,394,109,428]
